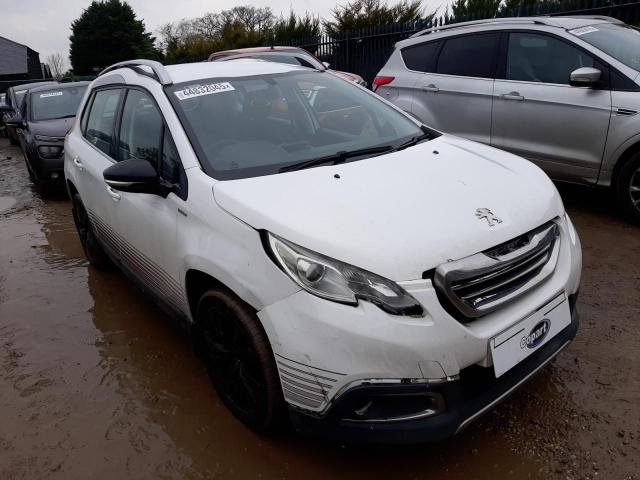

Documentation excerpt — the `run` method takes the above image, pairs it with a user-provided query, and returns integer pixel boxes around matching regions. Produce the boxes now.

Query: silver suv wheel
[630,166,640,213]
[617,153,640,223]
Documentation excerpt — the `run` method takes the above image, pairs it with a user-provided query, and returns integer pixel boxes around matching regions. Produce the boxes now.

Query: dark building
[0,35,45,83]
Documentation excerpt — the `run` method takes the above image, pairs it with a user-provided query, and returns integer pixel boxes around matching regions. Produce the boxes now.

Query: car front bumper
[29,146,65,184]
[287,294,578,444]
[257,215,581,443]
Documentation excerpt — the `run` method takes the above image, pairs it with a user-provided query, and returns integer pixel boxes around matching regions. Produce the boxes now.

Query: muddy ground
[0,137,638,479]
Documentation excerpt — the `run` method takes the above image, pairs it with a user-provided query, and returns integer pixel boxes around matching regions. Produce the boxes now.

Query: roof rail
[548,14,623,23]
[410,17,556,38]
[98,59,173,86]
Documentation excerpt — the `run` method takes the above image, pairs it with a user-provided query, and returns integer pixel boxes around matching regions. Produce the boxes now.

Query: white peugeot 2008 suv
[64,59,581,443]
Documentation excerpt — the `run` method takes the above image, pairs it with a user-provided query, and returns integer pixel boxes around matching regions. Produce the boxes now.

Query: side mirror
[4,115,25,129]
[322,61,330,69]
[0,104,12,113]
[570,67,601,87]
[104,159,160,195]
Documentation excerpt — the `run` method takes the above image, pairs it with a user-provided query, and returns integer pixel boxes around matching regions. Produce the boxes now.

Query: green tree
[450,0,501,19]
[158,6,276,63]
[499,0,557,15]
[70,0,158,75]
[324,0,427,36]
[272,11,321,44]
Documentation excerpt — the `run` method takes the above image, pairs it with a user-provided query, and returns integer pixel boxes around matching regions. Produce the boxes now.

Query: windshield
[571,23,640,72]
[168,71,423,180]
[30,86,87,122]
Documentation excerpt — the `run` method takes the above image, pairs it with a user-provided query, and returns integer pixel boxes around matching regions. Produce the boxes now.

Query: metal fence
[280,0,640,85]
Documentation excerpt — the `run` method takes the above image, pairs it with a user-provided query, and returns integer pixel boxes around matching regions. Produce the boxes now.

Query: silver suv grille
[434,221,560,319]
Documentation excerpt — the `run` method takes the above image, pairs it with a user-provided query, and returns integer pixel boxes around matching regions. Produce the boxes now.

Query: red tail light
[372,76,395,92]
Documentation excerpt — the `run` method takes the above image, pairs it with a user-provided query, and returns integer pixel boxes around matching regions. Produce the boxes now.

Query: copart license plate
[490,293,571,377]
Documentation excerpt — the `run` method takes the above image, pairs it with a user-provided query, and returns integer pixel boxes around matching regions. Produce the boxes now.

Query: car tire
[71,193,112,269]
[9,135,18,146]
[616,153,640,223]
[195,288,286,432]
[23,152,37,183]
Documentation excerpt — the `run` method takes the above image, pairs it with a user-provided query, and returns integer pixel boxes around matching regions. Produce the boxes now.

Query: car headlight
[265,232,423,316]
[38,145,63,158]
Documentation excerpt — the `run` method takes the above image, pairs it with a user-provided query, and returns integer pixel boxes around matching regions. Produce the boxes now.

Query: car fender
[600,131,640,186]
[178,198,300,322]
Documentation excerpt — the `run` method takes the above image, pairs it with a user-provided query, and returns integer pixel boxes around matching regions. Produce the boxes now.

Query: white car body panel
[64,59,582,436]
[214,135,563,281]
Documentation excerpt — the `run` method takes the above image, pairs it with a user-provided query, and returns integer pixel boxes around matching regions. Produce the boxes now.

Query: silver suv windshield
[571,23,640,72]
[167,70,425,180]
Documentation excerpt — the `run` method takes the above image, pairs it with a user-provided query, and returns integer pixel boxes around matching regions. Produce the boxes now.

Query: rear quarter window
[401,41,441,72]
[437,33,499,78]
[84,89,122,157]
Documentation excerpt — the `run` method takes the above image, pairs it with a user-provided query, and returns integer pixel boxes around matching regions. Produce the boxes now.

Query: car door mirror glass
[103,159,160,195]
[570,67,601,87]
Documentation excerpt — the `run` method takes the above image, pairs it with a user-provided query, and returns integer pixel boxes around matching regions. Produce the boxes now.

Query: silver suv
[375,15,640,221]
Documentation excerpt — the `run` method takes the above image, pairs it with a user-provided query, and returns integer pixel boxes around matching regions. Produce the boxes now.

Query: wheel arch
[185,269,257,324]
[611,140,640,189]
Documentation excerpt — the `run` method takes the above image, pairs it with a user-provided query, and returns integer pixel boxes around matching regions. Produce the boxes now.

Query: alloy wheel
[199,299,266,420]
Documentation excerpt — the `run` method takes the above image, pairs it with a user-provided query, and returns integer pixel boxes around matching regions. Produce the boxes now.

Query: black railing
[277,0,640,85]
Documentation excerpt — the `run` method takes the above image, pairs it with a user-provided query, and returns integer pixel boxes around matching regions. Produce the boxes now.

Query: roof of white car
[100,59,306,87]
[165,59,303,84]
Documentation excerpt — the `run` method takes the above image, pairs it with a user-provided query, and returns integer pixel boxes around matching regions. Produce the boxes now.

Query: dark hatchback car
[0,81,58,144]
[6,82,88,193]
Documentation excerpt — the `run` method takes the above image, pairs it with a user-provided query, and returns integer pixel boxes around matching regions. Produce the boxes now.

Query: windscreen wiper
[393,125,440,152]
[279,144,394,173]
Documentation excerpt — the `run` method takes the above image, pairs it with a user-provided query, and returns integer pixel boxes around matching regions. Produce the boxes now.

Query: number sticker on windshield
[40,92,63,98]
[570,26,599,36]
[175,82,235,100]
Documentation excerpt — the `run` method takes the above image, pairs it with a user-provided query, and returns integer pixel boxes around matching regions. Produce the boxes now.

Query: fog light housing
[342,392,445,423]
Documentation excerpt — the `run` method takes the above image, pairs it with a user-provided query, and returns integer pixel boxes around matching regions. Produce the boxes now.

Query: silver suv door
[491,32,612,184]
[410,33,499,144]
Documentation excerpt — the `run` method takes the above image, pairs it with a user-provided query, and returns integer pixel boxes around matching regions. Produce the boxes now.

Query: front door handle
[73,156,83,171]
[106,185,121,202]
[501,91,524,101]
[421,84,439,92]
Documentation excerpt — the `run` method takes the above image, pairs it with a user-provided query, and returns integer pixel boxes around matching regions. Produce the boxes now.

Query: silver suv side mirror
[570,67,601,87]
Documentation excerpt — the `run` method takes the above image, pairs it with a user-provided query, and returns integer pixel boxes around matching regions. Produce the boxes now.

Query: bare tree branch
[46,53,67,80]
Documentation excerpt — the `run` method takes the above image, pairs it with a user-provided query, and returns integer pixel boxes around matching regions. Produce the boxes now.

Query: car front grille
[433,220,560,320]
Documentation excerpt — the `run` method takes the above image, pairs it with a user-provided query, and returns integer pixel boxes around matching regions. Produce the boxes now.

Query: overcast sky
[0,0,445,70]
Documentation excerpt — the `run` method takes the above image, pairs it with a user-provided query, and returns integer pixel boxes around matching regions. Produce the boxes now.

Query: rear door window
[436,33,499,78]
[401,41,441,72]
[84,89,122,156]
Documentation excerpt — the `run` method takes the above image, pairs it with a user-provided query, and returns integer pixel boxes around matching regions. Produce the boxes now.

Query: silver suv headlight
[265,232,423,316]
